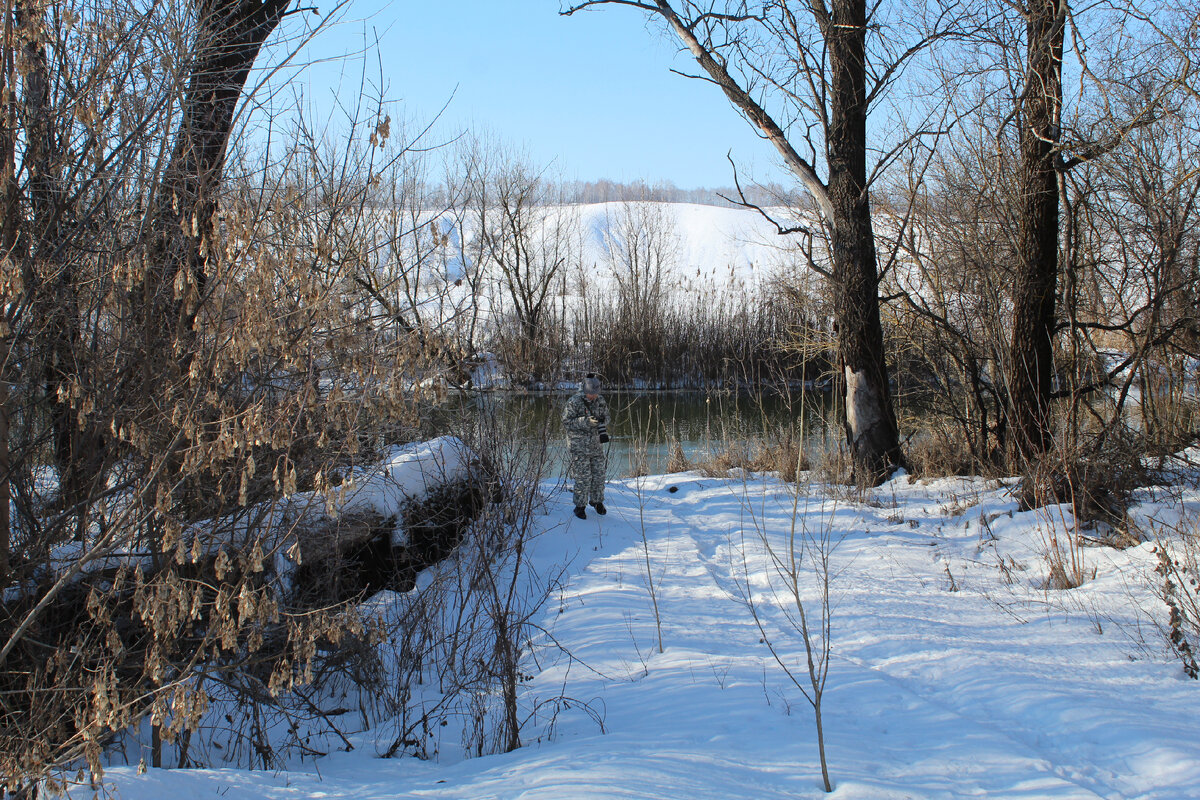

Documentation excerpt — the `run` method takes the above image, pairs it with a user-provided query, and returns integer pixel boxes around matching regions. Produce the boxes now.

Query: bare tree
[601,198,673,322]
[731,470,837,792]
[471,145,577,381]
[562,0,965,483]
[598,197,677,374]
[134,0,296,408]
[0,0,458,789]
[998,0,1188,463]
[443,135,497,365]
[1003,0,1067,462]
[1061,92,1200,451]
[878,135,1015,470]
[875,0,1198,477]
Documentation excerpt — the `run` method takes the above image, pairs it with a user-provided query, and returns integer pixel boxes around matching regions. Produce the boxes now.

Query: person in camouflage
[562,373,609,519]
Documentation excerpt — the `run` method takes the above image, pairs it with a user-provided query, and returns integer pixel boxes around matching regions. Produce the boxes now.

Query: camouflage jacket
[562,392,609,440]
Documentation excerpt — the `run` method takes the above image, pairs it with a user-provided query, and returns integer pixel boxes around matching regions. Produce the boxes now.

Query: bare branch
[560,1,659,16]
[720,152,823,241]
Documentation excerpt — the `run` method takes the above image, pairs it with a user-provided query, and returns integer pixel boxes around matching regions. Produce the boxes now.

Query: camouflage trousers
[567,436,606,507]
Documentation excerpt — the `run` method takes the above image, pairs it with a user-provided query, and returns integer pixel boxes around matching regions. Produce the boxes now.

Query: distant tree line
[554,177,805,208]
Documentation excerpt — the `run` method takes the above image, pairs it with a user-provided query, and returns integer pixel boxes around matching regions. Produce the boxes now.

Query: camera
[598,422,609,444]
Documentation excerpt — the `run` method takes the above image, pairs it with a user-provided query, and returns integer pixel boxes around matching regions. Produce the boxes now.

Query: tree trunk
[1005,0,1065,464]
[141,0,289,382]
[131,0,288,528]
[0,1,16,582]
[826,0,903,484]
[0,378,9,584]
[14,1,103,535]
[630,0,903,484]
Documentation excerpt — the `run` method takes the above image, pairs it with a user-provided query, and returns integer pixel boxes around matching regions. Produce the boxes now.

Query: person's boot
[591,501,607,515]
[574,506,587,520]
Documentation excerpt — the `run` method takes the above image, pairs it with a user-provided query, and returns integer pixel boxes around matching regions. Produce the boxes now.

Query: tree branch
[563,0,834,222]
[720,153,821,237]
[651,0,834,221]
[560,1,659,15]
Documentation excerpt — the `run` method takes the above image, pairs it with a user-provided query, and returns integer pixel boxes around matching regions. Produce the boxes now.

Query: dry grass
[811,445,853,487]
[1017,429,1153,591]
[1149,518,1200,679]
[906,420,994,480]
[665,440,692,473]
[691,433,811,482]
[1017,432,1146,532]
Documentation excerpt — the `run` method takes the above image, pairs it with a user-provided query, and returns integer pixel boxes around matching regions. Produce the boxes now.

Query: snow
[468,352,511,390]
[337,435,473,522]
[571,201,811,295]
[97,457,1200,799]
[12,437,475,602]
[437,201,815,333]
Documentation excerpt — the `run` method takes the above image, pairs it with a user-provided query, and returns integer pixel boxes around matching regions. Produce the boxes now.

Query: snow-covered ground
[101,455,1200,799]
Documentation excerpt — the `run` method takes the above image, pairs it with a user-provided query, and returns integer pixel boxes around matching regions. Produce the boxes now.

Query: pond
[431,390,842,480]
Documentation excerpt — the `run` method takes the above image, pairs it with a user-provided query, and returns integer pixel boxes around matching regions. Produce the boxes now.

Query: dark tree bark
[119,0,293,552]
[0,2,17,581]
[1005,0,1066,463]
[0,379,8,584]
[824,0,903,482]
[0,0,292,553]
[141,0,290,383]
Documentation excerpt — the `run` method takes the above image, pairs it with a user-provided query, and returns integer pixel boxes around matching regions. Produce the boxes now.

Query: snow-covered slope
[572,200,811,293]
[103,456,1200,799]
[432,201,819,317]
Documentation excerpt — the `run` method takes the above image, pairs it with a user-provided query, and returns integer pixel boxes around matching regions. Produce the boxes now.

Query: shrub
[1151,524,1200,679]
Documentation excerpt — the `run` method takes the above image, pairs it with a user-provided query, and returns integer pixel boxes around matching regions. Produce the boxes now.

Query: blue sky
[276,1,771,189]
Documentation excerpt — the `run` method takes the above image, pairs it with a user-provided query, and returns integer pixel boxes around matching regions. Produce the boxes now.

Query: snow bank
[334,435,473,523]
[262,435,477,587]
[466,352,510,390]
[15,437,478,600]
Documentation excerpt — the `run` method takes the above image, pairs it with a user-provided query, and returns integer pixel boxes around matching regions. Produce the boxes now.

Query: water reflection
[431,390,840,480]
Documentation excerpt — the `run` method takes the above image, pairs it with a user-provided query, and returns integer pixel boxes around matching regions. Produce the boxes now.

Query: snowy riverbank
[102,455,1200,799]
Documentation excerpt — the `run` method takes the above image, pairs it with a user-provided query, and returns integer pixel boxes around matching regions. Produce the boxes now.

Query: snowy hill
[103,454,1200,799]
[571,200,813,293]
[432,200,820,316]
